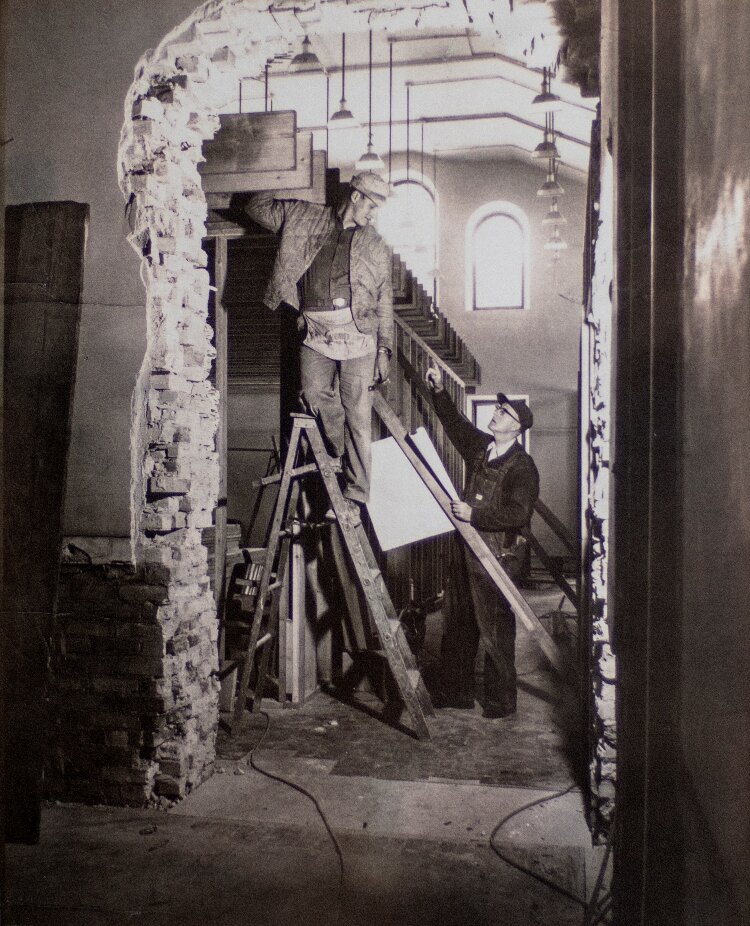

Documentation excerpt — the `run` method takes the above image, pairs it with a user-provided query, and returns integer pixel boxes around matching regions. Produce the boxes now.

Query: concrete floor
[4,589,605,925]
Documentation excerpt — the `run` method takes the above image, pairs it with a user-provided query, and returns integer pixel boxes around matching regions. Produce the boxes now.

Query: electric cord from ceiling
[248,710,346,926]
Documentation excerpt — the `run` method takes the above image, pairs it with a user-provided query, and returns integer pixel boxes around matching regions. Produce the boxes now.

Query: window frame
[465,201,531,312]
[376,170,439,298]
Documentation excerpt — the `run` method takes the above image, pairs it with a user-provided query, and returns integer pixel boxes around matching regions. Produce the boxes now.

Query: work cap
[497,393,533,431]
[350,171,390,204]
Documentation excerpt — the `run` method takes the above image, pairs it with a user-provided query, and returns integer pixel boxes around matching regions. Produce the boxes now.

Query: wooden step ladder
[231,413,434,740]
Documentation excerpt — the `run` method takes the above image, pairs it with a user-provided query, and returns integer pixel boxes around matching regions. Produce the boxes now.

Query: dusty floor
[4,590,604,925]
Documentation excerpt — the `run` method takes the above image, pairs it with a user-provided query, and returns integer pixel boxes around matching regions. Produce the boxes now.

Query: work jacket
[432,390,540,563]
[245,193,394,353]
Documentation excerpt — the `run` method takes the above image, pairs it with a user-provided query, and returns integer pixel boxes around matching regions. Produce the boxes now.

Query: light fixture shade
[531,90,562,113]
[544,227,568,251]
[356,144,385,170]
[329,99,357,128]
[290,36,321,73]
[537,171,565,197]
[542,200,567,225]
[532,138,560,160]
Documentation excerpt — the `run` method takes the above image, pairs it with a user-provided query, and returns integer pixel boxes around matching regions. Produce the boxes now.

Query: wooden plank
[200,111,296,181]
[329,525,371,653]
[304,422,431,740]
[202,132,314,194]
[371,392,571,679]
[272,149,327,202]
[213,239,229,645]
[3,201,88,843]
[291,541,317,703]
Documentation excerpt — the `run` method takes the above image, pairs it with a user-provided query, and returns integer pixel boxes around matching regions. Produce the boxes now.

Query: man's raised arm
[244,192,287,233]
[424,367,488,460]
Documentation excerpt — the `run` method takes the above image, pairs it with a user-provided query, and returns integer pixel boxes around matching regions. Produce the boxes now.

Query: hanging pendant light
[290,35,321,73]
[537,160,565,197]
[542,198,567,226]
[544,225,568,251]
[532,66,562,113]
[533,137,560,159]
[533,113,560,159]
[356,31,384,170]
[329,34,358,128]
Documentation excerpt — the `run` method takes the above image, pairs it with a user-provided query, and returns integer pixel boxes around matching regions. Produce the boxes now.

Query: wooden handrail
[533,499,578,558]
[394,315,476,390]
[525,529,579,610]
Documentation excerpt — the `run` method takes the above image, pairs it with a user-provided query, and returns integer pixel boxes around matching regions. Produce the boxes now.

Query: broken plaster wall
[584,143,616,838]
[41,0,506,805]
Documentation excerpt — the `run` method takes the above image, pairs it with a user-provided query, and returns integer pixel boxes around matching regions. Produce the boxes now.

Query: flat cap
[350,171,390,204]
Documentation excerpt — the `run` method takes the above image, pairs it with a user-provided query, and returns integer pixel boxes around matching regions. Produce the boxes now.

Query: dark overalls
[432,391,540,714]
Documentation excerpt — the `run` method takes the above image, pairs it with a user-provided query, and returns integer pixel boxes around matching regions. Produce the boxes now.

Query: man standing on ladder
[245,172,393,526]
[425,367,539,718]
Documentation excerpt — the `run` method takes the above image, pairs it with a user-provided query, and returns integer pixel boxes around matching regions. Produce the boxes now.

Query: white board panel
[367,427,458,552]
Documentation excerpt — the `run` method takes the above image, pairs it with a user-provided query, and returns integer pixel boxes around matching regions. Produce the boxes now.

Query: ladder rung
[255,632,272,649]
[216,659,242,680]
[267,580,283,591]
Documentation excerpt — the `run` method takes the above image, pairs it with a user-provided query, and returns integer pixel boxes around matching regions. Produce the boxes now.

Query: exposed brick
[154,774,184,798]
[119,583,169,605]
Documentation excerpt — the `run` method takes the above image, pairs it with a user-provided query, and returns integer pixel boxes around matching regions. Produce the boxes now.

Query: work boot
[482,694,517,719]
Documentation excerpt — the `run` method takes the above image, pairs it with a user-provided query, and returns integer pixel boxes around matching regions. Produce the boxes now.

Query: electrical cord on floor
[490,787,615,925]
[489,785,588,909]
[248,711,345,926]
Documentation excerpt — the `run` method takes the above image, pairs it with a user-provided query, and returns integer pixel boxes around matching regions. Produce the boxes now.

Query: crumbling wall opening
[114,0,489,803]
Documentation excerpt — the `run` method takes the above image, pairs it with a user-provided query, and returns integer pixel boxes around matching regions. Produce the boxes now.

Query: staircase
[391,252,481,388]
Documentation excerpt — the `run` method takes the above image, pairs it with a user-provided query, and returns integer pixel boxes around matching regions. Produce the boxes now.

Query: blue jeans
[299,345,376,504]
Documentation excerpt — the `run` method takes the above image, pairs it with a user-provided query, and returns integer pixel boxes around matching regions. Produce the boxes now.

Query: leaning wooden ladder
[231,413,434,740]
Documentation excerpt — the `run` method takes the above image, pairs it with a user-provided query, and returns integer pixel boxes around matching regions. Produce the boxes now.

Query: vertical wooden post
[3,201,87,843]
[214,238,229,651]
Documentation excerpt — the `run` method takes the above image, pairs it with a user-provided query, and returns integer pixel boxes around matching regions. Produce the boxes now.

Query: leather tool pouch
[499,532,529,581]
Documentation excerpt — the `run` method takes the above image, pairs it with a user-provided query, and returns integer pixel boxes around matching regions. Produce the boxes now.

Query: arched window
[376,175,437,287]
[466,202,530,311]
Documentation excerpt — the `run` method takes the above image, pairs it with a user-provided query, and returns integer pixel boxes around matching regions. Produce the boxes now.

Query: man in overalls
[425,367,539,718]
[245,173,392,526]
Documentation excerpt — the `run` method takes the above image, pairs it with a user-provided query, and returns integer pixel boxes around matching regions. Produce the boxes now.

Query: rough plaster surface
[583,146,615,837]
[114,0,532,803]
[682,0,750,918]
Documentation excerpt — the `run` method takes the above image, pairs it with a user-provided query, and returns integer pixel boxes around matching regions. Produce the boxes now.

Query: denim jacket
[245,193,394,353]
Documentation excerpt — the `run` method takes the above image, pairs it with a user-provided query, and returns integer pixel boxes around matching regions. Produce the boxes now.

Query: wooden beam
[199,111,297,189]
[371,391,571,678]
[202,131,314,194]
[3,201,88,843]
[214,238,229,646]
